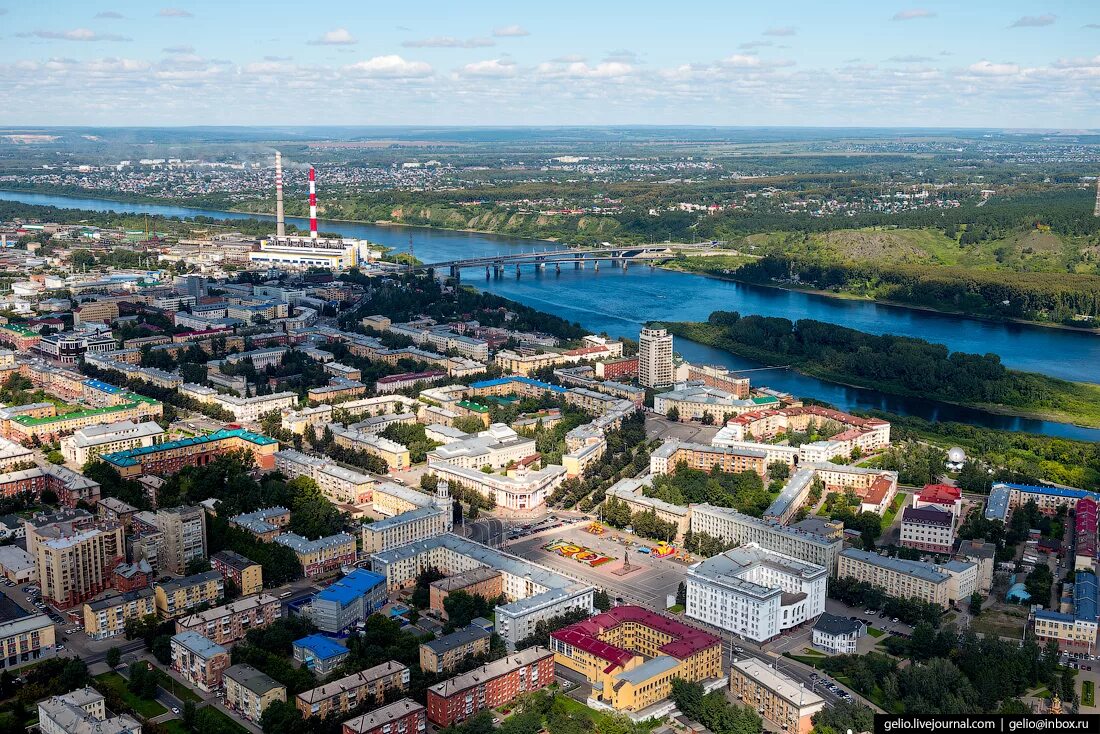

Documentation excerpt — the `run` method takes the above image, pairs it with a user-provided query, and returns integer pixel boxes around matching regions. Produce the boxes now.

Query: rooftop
[102,428,275,467]
[428,647,553,698]
[225,663,284,696]
[343,699,424,734]
[293,633,349,661]
[551,605,720,670]
[839,548,948,584]
[171,630,227,659]
[314,568,386,606]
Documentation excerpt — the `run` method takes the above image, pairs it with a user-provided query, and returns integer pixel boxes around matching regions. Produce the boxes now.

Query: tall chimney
[309,165,318,239]
[275,151,285,237]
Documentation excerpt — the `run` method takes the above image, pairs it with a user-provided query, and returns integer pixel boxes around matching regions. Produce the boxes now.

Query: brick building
[426,647,555,726]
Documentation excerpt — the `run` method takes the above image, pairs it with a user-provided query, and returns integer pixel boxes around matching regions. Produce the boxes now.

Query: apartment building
[175,593,282,645]
[7,394,163,445]
[900,506,956,554]
[650,440,768,478]
[83,588,156,641]
[606,477,692,542]
[331,426,411,471]
[154,506,207,575]
[710,433,799,467]
[375,371,447,393]
[419,625,492,674]
[36,523,125,608]
[224,664,287,723]
[343,699,426,734]
[0,465,101,508]
[74,300,121,324]
[0,613,55,670]
[638,328,673,388]
[690,504,843,575]
[426,647,555,726]
[37,687,141,734]
[210,550,263,596]
[837,548,976,608]
[654,385,759,423]
[492,350,569,377]
[730,658,825,734]
[60,420,165,466]
[274,449,376,506]
[370,534,593,650]
[296,660,410,718]
[171,630,230,692]
[361,506,449,554]
[1034,571,1099,653]
[155,570,224,618]
[429,567,503,618]
[550,606,722,713]
[281,404,333,435]
[274,532,357,579]
[685,544,827,643]
[229,506,290,541]
[307,568,387,634]
[101,428,279,478]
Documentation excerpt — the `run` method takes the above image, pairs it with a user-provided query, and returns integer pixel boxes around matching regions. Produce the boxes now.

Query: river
[3,189,1099,441]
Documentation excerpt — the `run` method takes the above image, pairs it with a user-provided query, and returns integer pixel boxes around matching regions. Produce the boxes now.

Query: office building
[426,424,536,471]
[171,630,230,692]
[638,328,673,388]
[307,568,387,633]
[343,699,426,734]
[426,647,555,726]
[60,420,165,466]
[551,606,722,713]
[83,589,156,641]
[837,548,976,608]
[1034,571,1099,653]
[296,660,410,718]
[37,687,141,734]
[224,664,287,723]
[685,544,827,643]
[899,506,956,554]
[811,613,867,655]
[729,658,824,734]
[274,532,357,579]
[426,460,565,513]
[690,504,843,575]
[419,625,492,674]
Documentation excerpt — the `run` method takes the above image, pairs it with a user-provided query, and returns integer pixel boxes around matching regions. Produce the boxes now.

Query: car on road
[733,646,744,654]
[171,707,180,715]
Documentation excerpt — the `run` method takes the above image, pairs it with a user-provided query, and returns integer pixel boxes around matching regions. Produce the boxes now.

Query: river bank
[658,318,1100,429]
[663,260,1100,335]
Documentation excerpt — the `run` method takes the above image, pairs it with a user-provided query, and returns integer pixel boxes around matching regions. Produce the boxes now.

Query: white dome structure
[948,447,966,464]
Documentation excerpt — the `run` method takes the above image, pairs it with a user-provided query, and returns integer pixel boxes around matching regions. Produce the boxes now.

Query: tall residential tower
[638,327,673,388]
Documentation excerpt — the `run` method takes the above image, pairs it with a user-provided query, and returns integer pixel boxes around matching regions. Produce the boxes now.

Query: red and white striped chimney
[308,165,318,239]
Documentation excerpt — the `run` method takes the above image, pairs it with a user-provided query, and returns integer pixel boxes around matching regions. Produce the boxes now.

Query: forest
[661,312,1100,427]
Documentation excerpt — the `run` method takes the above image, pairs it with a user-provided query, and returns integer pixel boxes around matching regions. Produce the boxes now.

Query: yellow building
[74,301,121,325]
[0,613,56,671]
[83,588,157,640]
[211,550,264,596]
[36,524,125,608]
[7,394,163,445]
[730,658,824,734]
[224,664,287,723]
[550,606,722,712]
[155,570,224,618]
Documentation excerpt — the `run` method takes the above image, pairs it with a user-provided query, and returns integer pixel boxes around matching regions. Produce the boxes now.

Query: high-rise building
[154,506,207,575]
[638,327,673,388]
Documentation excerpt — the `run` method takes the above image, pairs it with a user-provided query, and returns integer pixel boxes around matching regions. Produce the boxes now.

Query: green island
[656,312,1100,428]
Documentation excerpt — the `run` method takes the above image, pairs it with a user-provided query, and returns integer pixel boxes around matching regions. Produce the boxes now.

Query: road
[465,518,508,547]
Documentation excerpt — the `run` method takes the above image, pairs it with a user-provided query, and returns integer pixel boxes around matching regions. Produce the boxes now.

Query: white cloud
[892,9,936,21]
[95,11,124,19]
[309,28,357,46]
[1010,14,1056,28]
[739,40,774,50]
[550,54,586,63]
[722,54,762,67]
[402,36,494,48]
[158,8,192,17]
[343,55,432,78]
[459,59,516,77]
[493,25,529,37]
[967,60,1021,76]
[763,26,796,36]
[537,60,633,78]
[25,28,131,42]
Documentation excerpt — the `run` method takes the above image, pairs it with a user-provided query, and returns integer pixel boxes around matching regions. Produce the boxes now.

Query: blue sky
[1,1,1098,127]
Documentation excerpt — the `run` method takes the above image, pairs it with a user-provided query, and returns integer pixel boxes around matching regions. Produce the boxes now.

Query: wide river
[4,190,1100,441]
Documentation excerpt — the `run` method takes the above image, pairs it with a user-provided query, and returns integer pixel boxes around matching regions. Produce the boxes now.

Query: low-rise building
[174,593,281,645]
[361,506,449,554]
[419,625,491,674]
[171,630,230,692]
[224,663,287,723]
[293,634,350,676]
[154,570,224,618]
[296,660,410,719]
[210,550,264,596]
[690,504,843,575]
[101,428,279,477]
[650,440,767,478]
[307,568,387,633]
[275,449,376,506]
[1034,571,1099,653]
[83,589,156,641]
[837,548,976,608]
[229,506,291,541]
[0,546,35,584]
[811,613,866,655]
[275,532,357,579]
[426,647,555,726]
[427,460,565,513]
[343,698,426,734]
[0,613,55,670]
[330,427,411,471]
[429,567,503,618]
[729,658,825,734]
[37,686,141,734]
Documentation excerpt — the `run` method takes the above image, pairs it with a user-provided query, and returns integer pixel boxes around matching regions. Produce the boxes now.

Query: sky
[1,1,1099,128]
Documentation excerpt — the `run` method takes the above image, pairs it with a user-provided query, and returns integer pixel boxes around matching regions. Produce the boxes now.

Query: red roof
[549,605,719,672]
[918,484,961,505]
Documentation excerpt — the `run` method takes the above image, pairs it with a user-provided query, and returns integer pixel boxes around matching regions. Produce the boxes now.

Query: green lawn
[93,672,167,720]
[882,494,907,526]
[867,627,885,638]
[1083,680,1095,708]
[555,694,661,732]
[667,604,684,614]
[161,722,190,734]
[154,669,202,703]
[197,706,249,734]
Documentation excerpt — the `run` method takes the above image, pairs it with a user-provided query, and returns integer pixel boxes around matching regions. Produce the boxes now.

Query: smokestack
[275,151,285,237]
[309,165,318,239]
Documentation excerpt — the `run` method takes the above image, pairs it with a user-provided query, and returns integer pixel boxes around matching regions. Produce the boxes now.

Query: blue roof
[1005,582,1031,601]
[1036,610,1073,622]
[102,428,277,467]
[84,379,124,393]
[314,568,386,606]
[1075,571,1098,622]
[995,482,1100,503]
[293,634,348,660]
[470,376,567,394]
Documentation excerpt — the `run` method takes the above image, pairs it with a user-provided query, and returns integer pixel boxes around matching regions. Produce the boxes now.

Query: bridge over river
[414,243,727,278]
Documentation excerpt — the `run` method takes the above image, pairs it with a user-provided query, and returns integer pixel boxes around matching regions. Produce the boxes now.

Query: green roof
[751,396,780,405]
[456,400,490,413]
[0,324,38,337]
[102,428,277,468]
[12,398,160,426]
